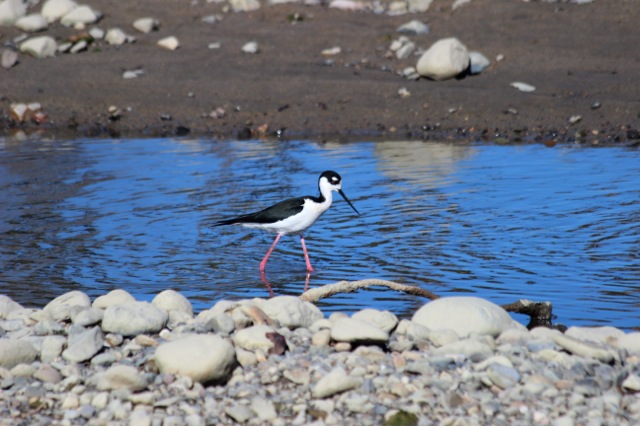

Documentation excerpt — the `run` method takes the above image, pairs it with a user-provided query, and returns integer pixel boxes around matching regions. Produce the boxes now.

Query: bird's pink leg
[260,233,282,272]
[299,235,314,272]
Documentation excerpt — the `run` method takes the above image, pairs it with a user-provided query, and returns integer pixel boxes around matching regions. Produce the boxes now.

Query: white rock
[105,28,132,46]
[617,332,640,354]
[0,0,26,26]
[102,302,168,336]
[413,296,521,338]
[41,0,77,23]
[0,339,38,368]
[552,333,615,363]
[351,309,398,333]
[15,14,48,32]
[20,35,57,58]
[43,291,91,321]
[416,37,469,81]
[72,307,104,326]
[510,81,536,92]
[397,19,429,35]
[434,337,494,359]
[254,296,323,329]
[329,0,367,11]
[486,363,521,389]
[154,334,236,383]
[41,335,66,363]
[89,27,104,39]
[233,325,277,351]
[228,0,261,12]
[565,326,625,346]
[60,5,100,27]
[89,364,147,391]
[312,367,362,398]
[330,317,389,343]
[132,17,159,33]
[452,0,470,10]
[469,51,490,74]
[157,36,179,50]
[62,326,104,363]
[395,42,415,60]
[407,0,432,13]
[0,295,22,319]
[93,289,136,309]
[2,48,18,69]
[251,397,277,421]
[152,290,193,317]
[69,40,87,54]
[241,41,258,54]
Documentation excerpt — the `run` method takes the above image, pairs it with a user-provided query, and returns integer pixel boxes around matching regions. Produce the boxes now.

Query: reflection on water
[0,139,639,329]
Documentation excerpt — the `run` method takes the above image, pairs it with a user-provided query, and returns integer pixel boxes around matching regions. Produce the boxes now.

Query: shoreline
[1,289,639,424]
[2,0,640,144]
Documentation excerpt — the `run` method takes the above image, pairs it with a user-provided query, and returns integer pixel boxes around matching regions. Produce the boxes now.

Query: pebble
[41,0,77,23]
[157,36,179,51]
[0,290,638,425]
[102,301,167,336]
[469,51,490,74]
[19,35,57,58]
[132,17,159,33]
[241,41,259,54]
[511,81,536,92]
[416,37,470,81]
[15,13,49,32]
[0,0,26,26]
[396,19,429,35]
[59,5,101,27]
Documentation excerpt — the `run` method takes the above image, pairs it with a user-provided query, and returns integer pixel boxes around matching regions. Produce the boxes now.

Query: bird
[214,170,360,272]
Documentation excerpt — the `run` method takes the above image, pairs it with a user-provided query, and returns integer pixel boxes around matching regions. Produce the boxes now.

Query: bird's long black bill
[338,189,360,216]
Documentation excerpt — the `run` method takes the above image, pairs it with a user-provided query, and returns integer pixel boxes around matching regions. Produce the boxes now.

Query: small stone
[41,0,77,23]
[105,28,133,45]
[233,325,277,351]
[510,81,536,92]
[241,41,259,54]
[312,367,362,398]
[132,17,159,33]
[254,296,323,329]
[20,36,57,58]
[469,51,490,74]
[352,309,398,333]
[552,333,615,363]
[251,397,277,421]
[0,0,26,25]
[321,46,341,56]
[33,364,62,383]
[93,289,136,309]
[62,326,104,363]
[154,334,236,383]
[416,37,470,81]
[0,339,38,369]
[152,290,193,317]
[1,48,18,69]
[486,363,521,389]
[41,335,66,363]
[0,296,22,318]
[330,317,389,343]
[89,364,147,391]
[225,404,252,423]
[229,0,261,12]
[60,5,100,27]
[15,14,49,32]
[397,19,429,35]
[312,329,331,347]
[72,307,104,326]
[158,36,179,50]
[102,302,167,336]
[569,115,582,124]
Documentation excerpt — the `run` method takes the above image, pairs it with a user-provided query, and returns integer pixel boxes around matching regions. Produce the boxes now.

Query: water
[1,139,639,330]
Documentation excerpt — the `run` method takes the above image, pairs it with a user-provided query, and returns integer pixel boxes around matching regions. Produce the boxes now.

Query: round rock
[0,295,23,319]
[154,334,236,383]
[43,290,90,320]
[0,338,38,368]
[416,37,469,81]
[255,296,323,329]
[412,296,521,338]
[102,302,168,336]
[152,289,193,317]
[330,317,389,343]
[41,0,77,23]
[93,289,136,309]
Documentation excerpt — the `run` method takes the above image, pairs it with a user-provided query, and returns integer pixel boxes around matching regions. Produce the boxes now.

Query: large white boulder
[412,296,523,338]
[416,37,470,81]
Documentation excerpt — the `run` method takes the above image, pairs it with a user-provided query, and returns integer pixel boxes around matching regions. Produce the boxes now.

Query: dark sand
[2,0,639,143]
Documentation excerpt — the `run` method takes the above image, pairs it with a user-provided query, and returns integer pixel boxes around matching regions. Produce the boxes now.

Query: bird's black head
[320,170,342,186]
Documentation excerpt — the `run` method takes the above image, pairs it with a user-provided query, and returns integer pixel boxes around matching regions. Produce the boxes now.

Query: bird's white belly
[243,198,330,234]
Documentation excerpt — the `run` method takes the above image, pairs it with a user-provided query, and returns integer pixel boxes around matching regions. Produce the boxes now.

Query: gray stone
[255,296,323,329]
[154,334,236,383]
[43,291,91,321]
[102,302,167,336]
[0,296,23,319]
[89,364,147,391]
[312,367,362,398]
[72,307,104,327]
[0,339,38,368]
[62,326,104,363]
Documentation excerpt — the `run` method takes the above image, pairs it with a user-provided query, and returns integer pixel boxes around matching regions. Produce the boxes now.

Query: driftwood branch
[299,279,440,303]
[300,279,554,329]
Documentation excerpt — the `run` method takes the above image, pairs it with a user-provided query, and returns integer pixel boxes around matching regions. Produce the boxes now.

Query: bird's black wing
[214,196,307,226]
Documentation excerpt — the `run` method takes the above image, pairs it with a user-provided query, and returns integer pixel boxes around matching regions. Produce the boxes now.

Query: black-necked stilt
[214,170,360,272]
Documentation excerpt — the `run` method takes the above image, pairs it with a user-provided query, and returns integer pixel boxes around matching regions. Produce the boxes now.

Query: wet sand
[2,0,639,143]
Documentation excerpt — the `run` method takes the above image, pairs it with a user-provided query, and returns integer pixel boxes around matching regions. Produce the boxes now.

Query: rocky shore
[1,0,640,143]
[1,290,639,425]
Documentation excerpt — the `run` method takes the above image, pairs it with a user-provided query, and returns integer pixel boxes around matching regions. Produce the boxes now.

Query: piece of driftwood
[299,279,554,328]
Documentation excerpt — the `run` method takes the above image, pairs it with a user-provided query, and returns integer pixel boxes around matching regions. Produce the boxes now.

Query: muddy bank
[1,0,640,143]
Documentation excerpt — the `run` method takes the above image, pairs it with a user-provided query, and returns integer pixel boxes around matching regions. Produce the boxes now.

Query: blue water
[1,139,639,329]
